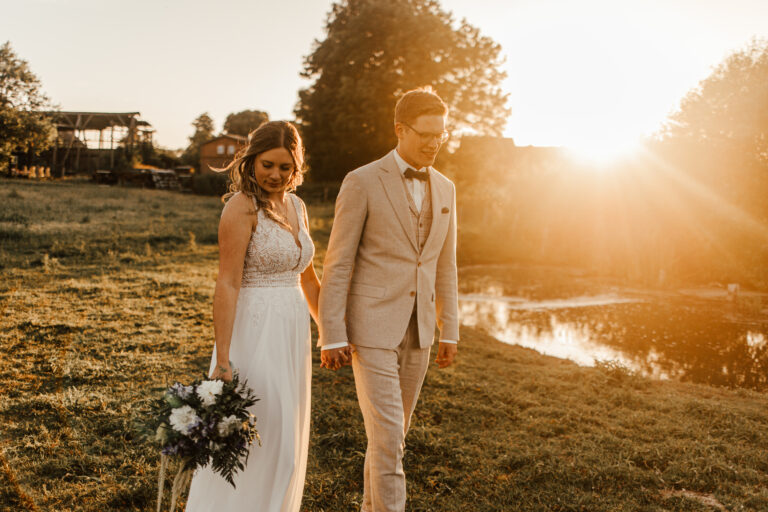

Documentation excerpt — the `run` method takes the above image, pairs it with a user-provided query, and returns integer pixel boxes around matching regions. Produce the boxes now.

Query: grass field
[1,178,767,511]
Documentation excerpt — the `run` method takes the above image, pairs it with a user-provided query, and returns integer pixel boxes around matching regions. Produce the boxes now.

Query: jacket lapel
[378,151,418,251]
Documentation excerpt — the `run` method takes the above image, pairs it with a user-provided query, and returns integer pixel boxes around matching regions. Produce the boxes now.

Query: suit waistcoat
[404,181,432,254]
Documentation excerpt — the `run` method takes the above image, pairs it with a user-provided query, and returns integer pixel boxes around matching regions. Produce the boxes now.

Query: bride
[185,121,327,511]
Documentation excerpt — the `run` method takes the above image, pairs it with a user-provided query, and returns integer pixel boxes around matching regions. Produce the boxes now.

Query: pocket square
[441,207,449,214]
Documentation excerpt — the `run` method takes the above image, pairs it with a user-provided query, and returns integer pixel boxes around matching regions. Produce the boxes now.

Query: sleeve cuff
[439,339,458,344]
[320,341,350,351]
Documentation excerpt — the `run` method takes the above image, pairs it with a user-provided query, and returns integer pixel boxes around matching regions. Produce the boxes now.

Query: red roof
[203,133,247,146]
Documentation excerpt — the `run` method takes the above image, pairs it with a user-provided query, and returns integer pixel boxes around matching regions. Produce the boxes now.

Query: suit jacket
[318,149,459,349]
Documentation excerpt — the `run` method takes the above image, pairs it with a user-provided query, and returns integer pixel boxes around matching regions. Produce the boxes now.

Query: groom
[318,87,459,512]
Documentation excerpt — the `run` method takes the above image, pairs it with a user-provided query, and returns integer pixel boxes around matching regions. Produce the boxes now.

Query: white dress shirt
[392,149,427,211]
[321,150,457,350]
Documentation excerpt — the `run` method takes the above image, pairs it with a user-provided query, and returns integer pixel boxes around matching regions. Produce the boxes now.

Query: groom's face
[395,114,446,169]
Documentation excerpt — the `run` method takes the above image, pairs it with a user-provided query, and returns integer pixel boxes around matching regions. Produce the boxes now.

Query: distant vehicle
[94,165,181,189]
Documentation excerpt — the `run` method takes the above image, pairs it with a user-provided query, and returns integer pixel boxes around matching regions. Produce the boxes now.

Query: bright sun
[563,135,644,168]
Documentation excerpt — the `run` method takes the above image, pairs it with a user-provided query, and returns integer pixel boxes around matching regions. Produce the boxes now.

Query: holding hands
[320,346,354,371]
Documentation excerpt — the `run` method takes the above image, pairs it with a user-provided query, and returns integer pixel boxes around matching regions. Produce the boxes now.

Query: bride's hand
[210,361,233,382]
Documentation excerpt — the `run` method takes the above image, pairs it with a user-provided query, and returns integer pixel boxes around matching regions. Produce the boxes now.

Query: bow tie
[404,167,429,182]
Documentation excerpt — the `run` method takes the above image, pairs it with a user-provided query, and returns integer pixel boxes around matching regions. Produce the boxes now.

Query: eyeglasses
[402,122,450,144]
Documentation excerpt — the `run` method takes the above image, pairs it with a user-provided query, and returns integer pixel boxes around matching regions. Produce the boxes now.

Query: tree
[0,41,55,172]
[295,0,510,181]
[223,109,269,137]
[653,39,768,285]
[137,143,181,169]
[664,38,768,163]
[659,39,768,214]
[182,112,215,167]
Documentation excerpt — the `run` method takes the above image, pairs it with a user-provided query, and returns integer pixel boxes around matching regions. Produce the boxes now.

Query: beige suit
[318,149,459,512]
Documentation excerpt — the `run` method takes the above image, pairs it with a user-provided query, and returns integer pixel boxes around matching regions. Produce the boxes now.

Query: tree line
[2,0,509,178]
[1,1,766,287]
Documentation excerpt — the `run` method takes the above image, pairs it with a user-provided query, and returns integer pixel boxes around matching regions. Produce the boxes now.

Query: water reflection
[459,298,672,378]
[458,269,768,391]
[460,293,639,310]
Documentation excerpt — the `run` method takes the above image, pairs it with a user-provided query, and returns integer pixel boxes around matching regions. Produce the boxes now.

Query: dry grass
[1,178,767,511]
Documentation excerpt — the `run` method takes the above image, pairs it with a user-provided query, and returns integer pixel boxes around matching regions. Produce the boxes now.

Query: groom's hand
[435,342,457,369]
[320,346,353,371]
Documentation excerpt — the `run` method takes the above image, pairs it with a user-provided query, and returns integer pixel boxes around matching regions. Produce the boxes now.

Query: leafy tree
[664,38,768,163]
[0,41,55,172]
[223,109,269,137]
[651,39,768,284]
[182,112,215,167]
[137,143,182,169]
[659,39,768,214]
[295,0,510,181]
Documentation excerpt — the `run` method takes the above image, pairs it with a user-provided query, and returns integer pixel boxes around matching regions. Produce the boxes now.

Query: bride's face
[253,147,295,193]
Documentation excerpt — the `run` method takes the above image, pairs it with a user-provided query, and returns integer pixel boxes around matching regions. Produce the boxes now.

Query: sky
[2,0,767,155]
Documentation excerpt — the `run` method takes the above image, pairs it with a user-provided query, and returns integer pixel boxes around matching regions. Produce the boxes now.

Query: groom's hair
[394,86,448,125]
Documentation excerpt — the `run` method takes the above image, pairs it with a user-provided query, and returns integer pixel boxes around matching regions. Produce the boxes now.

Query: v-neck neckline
[277,194,303,251]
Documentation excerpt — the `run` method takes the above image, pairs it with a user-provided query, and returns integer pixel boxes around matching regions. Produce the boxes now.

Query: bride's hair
[217,120,306,227]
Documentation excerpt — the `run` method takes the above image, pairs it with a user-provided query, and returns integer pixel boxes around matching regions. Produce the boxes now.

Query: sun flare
[564,136,644,168]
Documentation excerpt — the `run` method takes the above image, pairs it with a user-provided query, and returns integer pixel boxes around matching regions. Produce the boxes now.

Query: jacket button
[410,291,416,297]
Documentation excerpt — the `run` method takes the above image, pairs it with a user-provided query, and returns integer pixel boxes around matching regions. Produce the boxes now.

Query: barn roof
[46,111,151,131]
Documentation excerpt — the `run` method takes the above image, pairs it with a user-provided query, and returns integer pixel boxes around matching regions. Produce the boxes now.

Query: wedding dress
[185,193,314,512]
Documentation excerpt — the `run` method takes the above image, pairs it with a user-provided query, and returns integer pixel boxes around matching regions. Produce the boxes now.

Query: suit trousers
[351,308,432,512]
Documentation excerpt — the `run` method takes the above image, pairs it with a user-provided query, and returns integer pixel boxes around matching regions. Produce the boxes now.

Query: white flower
[196,380,224,407]
[217,415,241,437]
[168,405,200,435]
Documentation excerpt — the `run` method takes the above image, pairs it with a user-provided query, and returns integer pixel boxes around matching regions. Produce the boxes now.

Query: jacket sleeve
[434,181,459,342]
[317,173,368,347]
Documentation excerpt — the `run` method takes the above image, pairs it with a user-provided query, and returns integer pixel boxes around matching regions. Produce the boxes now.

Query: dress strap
[289,194,306,232]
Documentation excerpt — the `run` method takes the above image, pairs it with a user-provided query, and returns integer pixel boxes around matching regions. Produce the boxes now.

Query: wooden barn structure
[44,111,154,176]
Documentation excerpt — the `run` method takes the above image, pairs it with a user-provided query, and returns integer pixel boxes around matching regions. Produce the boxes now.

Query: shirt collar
[393,149,429,176]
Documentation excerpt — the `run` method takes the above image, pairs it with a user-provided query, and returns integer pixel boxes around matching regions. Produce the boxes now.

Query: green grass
[1,178,767,511]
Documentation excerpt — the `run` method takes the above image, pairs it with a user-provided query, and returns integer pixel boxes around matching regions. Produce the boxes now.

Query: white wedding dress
[185,193,314,512]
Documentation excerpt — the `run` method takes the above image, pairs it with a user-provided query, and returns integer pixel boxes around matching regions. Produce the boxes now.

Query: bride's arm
[211,193,254,380]
[299,199,321,323]
[301,263,320,324]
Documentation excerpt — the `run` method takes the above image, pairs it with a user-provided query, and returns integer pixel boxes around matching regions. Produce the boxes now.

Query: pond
[458,265,768,391]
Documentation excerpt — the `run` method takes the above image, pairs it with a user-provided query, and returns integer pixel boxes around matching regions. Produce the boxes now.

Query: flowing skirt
[185,285,311,512]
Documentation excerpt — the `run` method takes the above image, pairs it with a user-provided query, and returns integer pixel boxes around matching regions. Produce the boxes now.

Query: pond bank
[457,264,768,392]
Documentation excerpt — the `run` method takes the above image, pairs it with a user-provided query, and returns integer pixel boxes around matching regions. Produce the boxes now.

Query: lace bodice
[241,194,315,288]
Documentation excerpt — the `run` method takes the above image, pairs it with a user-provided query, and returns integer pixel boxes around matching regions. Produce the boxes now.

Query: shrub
[595,359,637,383]
[191,173,229,197]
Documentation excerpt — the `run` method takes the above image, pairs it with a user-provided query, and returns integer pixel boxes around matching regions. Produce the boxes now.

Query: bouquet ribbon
[157,455,195,512]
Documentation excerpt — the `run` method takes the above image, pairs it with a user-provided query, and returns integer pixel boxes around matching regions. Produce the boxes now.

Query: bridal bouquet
[138,368,261,511]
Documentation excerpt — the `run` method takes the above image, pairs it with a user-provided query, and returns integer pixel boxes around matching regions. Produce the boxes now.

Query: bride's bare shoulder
[222,191,254,213]
[220,192,258,228]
